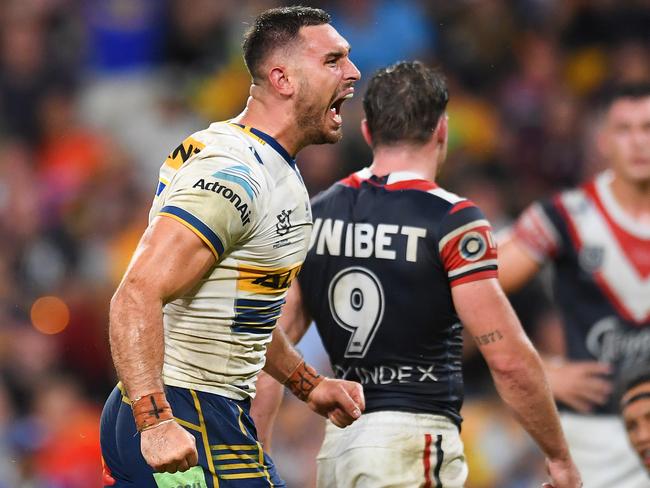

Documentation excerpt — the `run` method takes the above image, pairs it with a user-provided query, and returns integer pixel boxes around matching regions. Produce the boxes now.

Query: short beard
[294,82,341,147]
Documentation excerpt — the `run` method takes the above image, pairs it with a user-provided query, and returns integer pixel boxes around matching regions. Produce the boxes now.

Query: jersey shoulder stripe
[212,164,261,199]
[437,201,498,286]
[159,205,225,257]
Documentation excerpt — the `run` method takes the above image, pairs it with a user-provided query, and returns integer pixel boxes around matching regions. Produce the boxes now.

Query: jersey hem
[163,377,252,401]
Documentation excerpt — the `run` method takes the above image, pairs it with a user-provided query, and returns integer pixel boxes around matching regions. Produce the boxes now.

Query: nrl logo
[579,245,604,273]
[276,209,293,236]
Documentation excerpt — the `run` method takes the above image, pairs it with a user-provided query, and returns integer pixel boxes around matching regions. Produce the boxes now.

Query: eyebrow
[324,46,351,61]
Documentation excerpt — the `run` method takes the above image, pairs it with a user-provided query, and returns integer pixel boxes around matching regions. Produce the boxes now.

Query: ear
[268,66,294,96]
[435,114,448,145]
[361,119,373,147]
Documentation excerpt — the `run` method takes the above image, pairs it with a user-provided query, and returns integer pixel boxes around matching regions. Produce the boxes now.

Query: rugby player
[253,61,581,488]
[100,6,363,487]
[499,83,650,488]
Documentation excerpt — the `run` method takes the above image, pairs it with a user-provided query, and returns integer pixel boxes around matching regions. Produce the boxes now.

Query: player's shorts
[100,383,285,488]
[316,410,467,488]
[560,412,647,488]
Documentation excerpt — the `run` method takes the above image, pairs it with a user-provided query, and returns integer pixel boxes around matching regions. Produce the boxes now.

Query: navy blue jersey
[298,169,498,427]
[513,171,650,414]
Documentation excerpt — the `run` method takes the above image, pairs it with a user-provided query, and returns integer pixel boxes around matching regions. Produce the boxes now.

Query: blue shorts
[100,384,286,488]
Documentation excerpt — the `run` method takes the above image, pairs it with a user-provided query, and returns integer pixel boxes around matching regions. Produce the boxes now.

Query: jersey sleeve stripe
[449,200,474,214]
[438,219,491,252]
[447,259,498,278]
[450,269,498,286]
[212,171,258,199]
[159,205,225,258]
[218,165,261,191]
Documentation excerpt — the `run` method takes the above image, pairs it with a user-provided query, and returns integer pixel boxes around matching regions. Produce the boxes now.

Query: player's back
[299,168,498,425]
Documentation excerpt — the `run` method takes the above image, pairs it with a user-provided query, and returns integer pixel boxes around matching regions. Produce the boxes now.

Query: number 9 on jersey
[328,267,385,358]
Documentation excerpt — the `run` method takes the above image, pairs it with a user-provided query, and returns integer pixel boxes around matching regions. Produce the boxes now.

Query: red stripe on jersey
[584,182,650,279]
[440,224,497,275]
[338,173,364,189]
[553,195,582,250]
[385,179,439,192]
[512,204,559,261]
[592,272,646,323]
[450,269,498,287]
[423,434,433,488]
[449,200,475,214]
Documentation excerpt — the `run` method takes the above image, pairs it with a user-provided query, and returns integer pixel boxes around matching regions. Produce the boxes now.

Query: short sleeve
[159,155,262,259]
[437,200,498,287]
[511,200,562,264]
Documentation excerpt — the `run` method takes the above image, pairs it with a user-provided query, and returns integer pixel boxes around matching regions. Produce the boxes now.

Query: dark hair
[618,362,650,411]
[363,61,449,147]
[242,6,331,82]
[600,82,650,112]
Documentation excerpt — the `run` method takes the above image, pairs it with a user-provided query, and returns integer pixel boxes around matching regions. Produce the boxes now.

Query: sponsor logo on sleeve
[164,137,205,170]
[458,231,488,261]
[193,179,251,225]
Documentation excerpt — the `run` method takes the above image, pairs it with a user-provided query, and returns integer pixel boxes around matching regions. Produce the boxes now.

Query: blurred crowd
[0,0,648,486]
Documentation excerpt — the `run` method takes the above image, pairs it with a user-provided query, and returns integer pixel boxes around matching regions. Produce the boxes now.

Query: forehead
[623,383,650,419]
[607,96,650,124]
[297,24,350,58]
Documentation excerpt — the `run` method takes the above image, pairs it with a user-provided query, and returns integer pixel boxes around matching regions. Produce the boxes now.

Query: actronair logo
[193,179,251,225]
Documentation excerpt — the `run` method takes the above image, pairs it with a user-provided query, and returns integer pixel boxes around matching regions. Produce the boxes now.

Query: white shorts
[316,410,467,488]
[560,412,648,488]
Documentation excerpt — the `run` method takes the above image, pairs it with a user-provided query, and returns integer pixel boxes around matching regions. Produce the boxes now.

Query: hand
[305,378,365,428]
[542,457,582,488]
[545,360,612,413]
[140,420,199,473]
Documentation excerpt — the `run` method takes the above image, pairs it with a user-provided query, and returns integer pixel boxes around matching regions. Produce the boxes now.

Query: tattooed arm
[262,327,365,428]
[452,278,582,487]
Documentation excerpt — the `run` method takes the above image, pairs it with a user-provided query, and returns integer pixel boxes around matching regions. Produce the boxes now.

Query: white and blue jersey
[150,122,312,401]
[101,121,310,487]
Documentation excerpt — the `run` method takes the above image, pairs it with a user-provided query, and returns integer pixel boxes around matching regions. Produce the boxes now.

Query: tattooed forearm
[285,361,323,401]
[474,329,504,346]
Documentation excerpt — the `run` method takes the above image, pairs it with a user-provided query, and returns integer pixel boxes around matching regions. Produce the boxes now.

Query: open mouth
[329,90,354,126]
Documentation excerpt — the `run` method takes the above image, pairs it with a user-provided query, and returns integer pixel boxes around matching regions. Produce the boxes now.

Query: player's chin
[324,128,343,144]
[324,121,344,142]
[312,126,343,145]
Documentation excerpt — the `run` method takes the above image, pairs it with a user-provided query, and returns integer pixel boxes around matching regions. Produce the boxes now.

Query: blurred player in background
[100,6,364,487]
[499,83,650,487]
[619,362,650,475]
[253,61,581,488]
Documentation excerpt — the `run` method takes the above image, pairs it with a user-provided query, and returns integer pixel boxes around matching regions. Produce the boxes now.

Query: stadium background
[0,0,648,486]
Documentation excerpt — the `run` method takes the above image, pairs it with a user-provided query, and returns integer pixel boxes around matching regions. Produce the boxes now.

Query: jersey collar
[230,123,296,168]
[595,170,650,239]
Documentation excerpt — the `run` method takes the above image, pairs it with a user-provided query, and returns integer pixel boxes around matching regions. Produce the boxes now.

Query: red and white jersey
[513,170,650,413]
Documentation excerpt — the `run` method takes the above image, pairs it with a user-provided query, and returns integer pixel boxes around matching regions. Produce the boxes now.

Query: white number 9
[328,266,385,358]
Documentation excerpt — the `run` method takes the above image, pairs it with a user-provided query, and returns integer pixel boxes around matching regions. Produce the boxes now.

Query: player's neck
[369,142,440,182]
[609,173,650,222]
[233,96,301,156]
